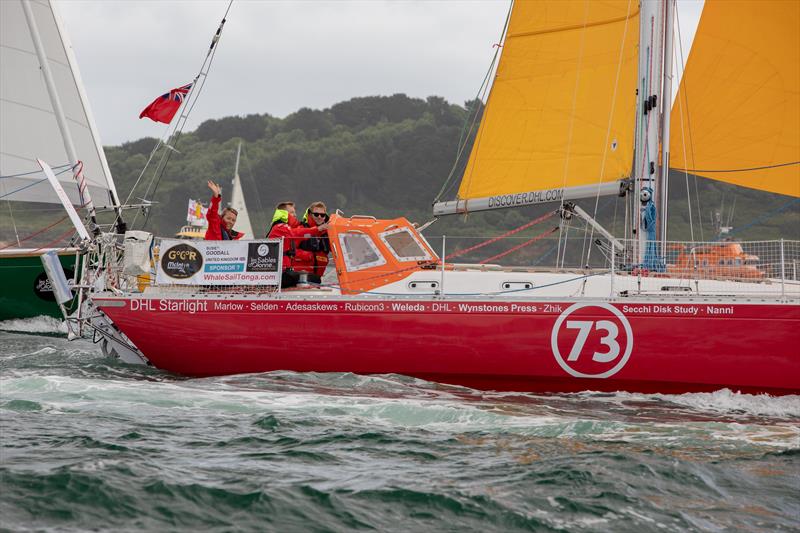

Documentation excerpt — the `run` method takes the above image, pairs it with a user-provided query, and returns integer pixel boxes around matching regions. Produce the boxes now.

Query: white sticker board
[186,199,209,227]
[156,239,282,286]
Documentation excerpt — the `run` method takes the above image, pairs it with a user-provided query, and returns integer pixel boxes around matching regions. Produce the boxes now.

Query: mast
[632,0,667,268]
[20,0,99,227]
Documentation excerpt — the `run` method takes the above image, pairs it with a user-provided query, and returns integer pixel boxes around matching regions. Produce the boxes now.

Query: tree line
[3,93,795,260]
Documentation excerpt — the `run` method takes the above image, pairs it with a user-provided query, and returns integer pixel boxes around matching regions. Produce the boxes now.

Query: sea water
[1,318,798,532]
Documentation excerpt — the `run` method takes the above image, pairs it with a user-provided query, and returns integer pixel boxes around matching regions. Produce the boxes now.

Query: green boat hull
[0,251,79,321]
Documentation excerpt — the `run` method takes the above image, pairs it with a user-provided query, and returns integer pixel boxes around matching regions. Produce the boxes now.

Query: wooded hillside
[4,94,797,264]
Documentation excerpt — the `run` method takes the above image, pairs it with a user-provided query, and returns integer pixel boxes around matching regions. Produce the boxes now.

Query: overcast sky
[56,0,704,146]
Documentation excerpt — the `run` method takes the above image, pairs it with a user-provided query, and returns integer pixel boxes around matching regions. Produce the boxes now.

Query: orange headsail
[457,0,640,201]
[670,0,800,198]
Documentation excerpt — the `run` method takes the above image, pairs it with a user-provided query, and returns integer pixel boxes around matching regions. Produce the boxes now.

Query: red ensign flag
[138,83,192,124]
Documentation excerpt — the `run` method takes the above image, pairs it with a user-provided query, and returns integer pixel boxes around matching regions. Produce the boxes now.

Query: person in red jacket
[296,201,330,279]
[267,201,327,287]
[204,180,243,241]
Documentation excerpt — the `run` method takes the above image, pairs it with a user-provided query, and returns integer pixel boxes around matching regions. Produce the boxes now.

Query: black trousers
[281,269,322,288]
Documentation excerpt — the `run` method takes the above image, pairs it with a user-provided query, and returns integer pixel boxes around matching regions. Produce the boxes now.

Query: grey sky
[56,0,703,146]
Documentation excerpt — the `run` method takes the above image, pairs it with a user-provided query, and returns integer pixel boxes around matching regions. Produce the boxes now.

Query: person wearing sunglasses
[297,202,331,281]
[267,201,328,288]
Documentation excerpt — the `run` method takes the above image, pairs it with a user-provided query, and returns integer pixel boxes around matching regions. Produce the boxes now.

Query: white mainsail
[0,0,118,207]
[229,141,254,239]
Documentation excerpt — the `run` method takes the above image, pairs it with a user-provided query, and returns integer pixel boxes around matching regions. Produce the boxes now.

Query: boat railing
[104,235,799,299]
[432,234,797,274]
[429,235,800,298]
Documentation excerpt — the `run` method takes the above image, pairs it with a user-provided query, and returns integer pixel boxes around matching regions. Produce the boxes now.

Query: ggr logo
[550,303,633,378]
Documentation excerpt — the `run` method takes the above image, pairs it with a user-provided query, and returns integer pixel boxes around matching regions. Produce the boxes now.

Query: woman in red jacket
[267,202,327,287]
[296,201,330,279]
[204,180,243,240]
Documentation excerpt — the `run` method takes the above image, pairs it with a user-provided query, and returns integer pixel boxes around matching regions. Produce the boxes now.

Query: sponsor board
[156,239,281,286]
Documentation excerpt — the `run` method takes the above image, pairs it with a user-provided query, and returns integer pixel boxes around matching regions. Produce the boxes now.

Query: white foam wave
[660,389,800,418]
[582,389,800,418]
[2,374,798,450]
[0,316,66,335]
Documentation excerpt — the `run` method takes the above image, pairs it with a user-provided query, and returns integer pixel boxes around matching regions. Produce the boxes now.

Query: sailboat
[53,0,799,394]
[0,0,123,320]
[228,141,255,239]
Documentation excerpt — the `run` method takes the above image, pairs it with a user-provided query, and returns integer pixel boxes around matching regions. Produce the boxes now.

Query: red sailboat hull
[95,297,800,395]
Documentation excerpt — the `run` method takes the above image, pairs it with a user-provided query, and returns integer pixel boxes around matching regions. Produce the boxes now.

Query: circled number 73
[565,320,620,363]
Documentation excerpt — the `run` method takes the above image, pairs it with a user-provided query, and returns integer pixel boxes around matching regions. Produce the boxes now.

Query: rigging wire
[433,62,493,203]
[479,225,559,264]
[117,136,166,228]
[556,0,591,267]
[0,179,46,200]
[125,0,234,230]
[0,163,72,179]
[727,196,736,230]
[558,216,572,269]
[531,241,559,266]
[719,198,799,240]
[674,113,694,240]
[0,214,69,251]
[1,160,93,247]
[442,210,556,261]
[149,25,230,206]
[29,225,76,253]
[655,0,669,247]
[433,0,513,205]
[584,0,635,267]
[5,200,21,247]
[0,166,73,200]
[674,9,703,241]
[673,161,800,173]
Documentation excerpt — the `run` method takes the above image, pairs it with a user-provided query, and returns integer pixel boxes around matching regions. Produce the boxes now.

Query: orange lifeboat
[667,242,766,280]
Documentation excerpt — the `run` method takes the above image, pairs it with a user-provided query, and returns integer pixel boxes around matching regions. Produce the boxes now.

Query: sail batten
[507,8,640,39]
[669,0,800,198]
[451,0,640,211]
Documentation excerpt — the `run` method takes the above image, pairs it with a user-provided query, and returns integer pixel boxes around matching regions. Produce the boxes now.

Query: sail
[229,144,254,239]
[669,0,800,198]
[436,0,640,214]
[0,0,118,206]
